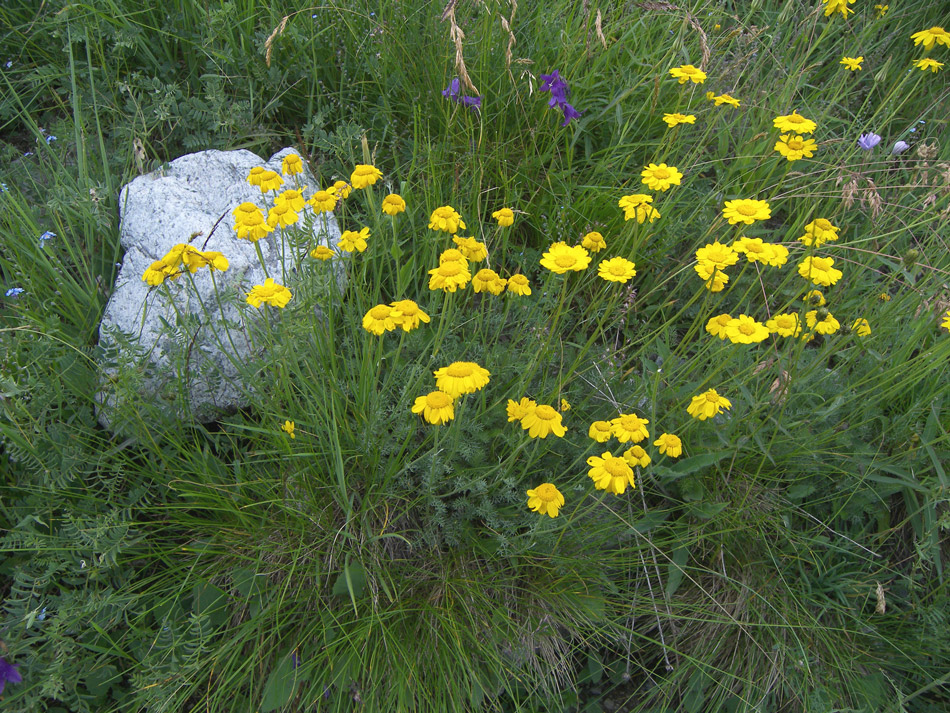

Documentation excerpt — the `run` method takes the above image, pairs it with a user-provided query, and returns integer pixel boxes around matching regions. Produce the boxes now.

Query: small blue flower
[4,60,11,69]
[891,140,910,155]
[46,135,57,144]
[0,657,22,695]
[39,230,55,246]
[0,183,7,193]
[5,287,25,297]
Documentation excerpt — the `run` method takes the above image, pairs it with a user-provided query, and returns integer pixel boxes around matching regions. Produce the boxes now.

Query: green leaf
[656,451,731,480]
[665,545,689,598]
[260,652,299,713]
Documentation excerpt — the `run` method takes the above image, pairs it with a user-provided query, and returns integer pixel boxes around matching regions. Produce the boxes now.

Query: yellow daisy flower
[428,205,466,234]
[506,274,532,296]
[492,207,514,226]
[824,0,855,18]
[526,483,564,518]
[598,257,637,283]
[540,242,591,274]
[654,433,682,458]
[911,26,950,50]
[411,390,455,425]
[267,202,299,228]
[520,404,567,439]
[804,289,826,307]
[428,261,471,292]
[310,245,335,260]
[840,56,863,71]
[433,361,490,398]
[276,189,307,212]
[774,134,817,161]
[913,58,944,73]
[687,389,731,421]
[805,309,840,335]
[507,397,537,422]
[331,180,351,199]
[799,218,840,247]
[852,318,871,336]
[662,112,696,128]
[706,313,732,339]
[382,194,406,215]
[339,227,370,253]
[472,268,507,295]
[246,278,292,309]
[668,64,707,84]
[587,452,636,495]
[451,236,488,262]
[618,193,660,223]
[773,111,817,134]
[281,420,296,438]
[722,198,771,225]
[766,313,802,337]
[708,93,740,108]
[362,304,397,335]
[257,170,284,193]
[309,189,338,213]
[798,256,843,287]
[640,163,683,192]
[350,164,382,189]
[610,413,650,443]
[282,154,303,176]
[581,231,607,252]
[623,445,651,468]
[389,299,430,332]
[724,315,770,344]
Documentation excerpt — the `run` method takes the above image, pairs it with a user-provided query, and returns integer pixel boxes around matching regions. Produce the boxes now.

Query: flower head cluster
[350,164,382,190]
[526,483,564,518]
[911,26,950,50]
[687,389,732,420]
[798,256,843,287]
[339,227,370,253]
[913,58,944,73]
[452,236,488,261]
[669,64,706,84]
[641,163,682,192]
[774,134,817,161]
[519,403,567,439]
[582,231,606,252]
[539,70,582,126]
[773,111,816,134]
[434,361,490,398]
[309,189,338,213]
[362,304,398,335]
[282,154,303,176]
[587,452,636,495]
[733,238,788,267]
[798,218,840,247]
[824,0,855,18]
[707,92,740,108]
[428,252,471,292]
[840,56,863,71]
[246,277,292,308]
[382,194,406,216]
[618,194,660,223]
[233,202,274,241]
[390,299,430,331]
[472,268,507,295]
[429,205,466,234]
[247,167,283,193]
[143,243,228,285]
[722,198,771,225]
[412,390,455,425]
[611,413,650,443]
[540,242,591,274]
[663,113,696,128]
[492,207,514,226]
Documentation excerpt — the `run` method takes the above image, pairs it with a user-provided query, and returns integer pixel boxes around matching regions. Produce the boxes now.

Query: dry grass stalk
[264,15,289,68]
[863,177,884,218]
[636,2,709,69]
[442,1,479,95]
[500,0,517,72]
[595,9,607,49]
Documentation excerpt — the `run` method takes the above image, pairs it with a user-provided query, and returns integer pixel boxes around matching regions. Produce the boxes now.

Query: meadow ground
[1,1,949,711]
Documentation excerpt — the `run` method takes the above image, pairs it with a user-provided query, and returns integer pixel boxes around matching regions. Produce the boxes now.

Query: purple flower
[891,140,910,155]
[442,78,481,111]
[539,69,582,126]
[0,657,22,695]
[5,287,24,298]
[857,132,881,151]
[39,230,55,247]
[460,95,481,108]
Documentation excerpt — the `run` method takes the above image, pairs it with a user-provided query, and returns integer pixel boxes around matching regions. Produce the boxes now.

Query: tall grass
[1,1,949,711]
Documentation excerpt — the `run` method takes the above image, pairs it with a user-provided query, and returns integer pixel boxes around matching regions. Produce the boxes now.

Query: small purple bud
[891,140,910,155]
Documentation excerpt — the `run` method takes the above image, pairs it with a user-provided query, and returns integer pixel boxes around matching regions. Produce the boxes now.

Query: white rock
[96,147,342,432]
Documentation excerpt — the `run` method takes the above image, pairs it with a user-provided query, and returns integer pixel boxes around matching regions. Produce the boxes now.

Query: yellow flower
[911,26,950,50]
[389,299,430,332]
[559,399,571,412]
[669,64,707,84]
[257,170,284,193]
[142,260,178,286]
[687,389,732,421]
[526,483,564,518]
[412,390,455,425]
[804,289,826,307]
[799,218,840,247]
[708,93,740,108]
[940,309,950,332]
[433,361,490,398]
[428,261,471,292]
[439,248,468,265]
[774,134,817,161]
[339,227,370,253]
[641,163,683,192]
[773,111,817,134]
[520,404,567,438]
[654,433,682,458]
[852,318,871,336]
[706,313,732,339]
[246,278,292,308]
[382,194,406,216]
[182,248,229,273]
[805,309,840,335]
[428,205,466,234]
[598,257,637,283]
[695,241,739,274]
[879,292,891,302]
[587,452,636,495]
[733,237,774,264]
[724,315,770,344]
[766,313,802,338]
[282,154,303,176]
[309,189,338,213]
[623,445,651,468]
[267,202,299,228]
[700,270,729,293]
[247,166,266,186]
[763,243,789,268]
[507,397,537,422]
[472,268,507,295]
[281,420,296,438]
[589,420,613,443]
[618,193,660,223]
[662,112,696,128]
[610,413,650,443]
[722,198,771,225]
[350,164,382,189]
[824,0,855,18]
[331,180,351,199]
[913,58,944,73]
[798,256,843,287]
[310,245,335,260]
[362,304,397,335]
[581,231,607,252]
[276,189,307,212]
[540,242,591,274]
[451,236,488,262]
[874,4,888,18]
[840,56,863,71]
[506,274,532,296]
[233,204,273,241]
[492,207,514,226]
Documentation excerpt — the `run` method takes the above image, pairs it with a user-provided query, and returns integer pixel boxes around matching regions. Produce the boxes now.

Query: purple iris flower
[0,657,22,695]
[857,132,881,150]
[539,69,582,126]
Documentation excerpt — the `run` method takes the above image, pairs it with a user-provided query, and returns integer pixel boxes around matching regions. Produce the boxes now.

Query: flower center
[736,203,757,216]
[788,114,803,124]
[814,219,832,231]
[604,458,630,477]
[427,391,452,408]
[653,168,670,179]
[739,322,755,335]
[445,363,474,377]
[555,255,576,268]
[535,483,559,502]
[788,137,804,150]
[705,392,720,403]
[440,262,462,276]
[534,405,557,421]
[608,264,626,275]
[369,305,391,320]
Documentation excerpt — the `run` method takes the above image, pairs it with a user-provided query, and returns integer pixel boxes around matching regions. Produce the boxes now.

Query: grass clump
[2,1,950,712]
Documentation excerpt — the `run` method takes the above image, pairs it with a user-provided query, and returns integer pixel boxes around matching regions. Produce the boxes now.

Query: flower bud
[891,140,910,155]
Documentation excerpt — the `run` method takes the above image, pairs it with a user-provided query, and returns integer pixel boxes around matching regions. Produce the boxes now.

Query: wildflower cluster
[539,70,582,126]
